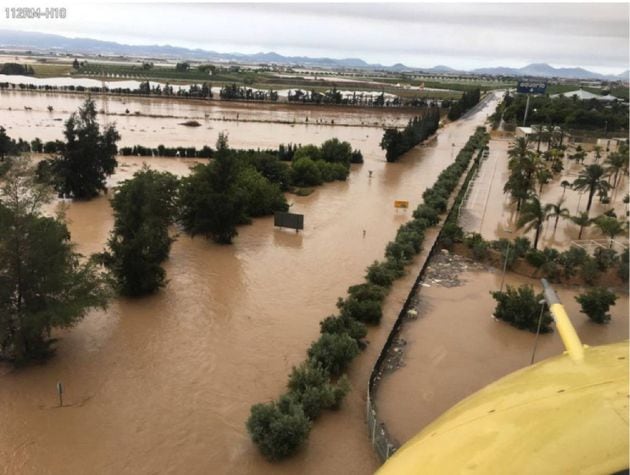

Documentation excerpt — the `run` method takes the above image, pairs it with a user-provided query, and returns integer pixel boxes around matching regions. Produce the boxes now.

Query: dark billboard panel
[274,212,304,230]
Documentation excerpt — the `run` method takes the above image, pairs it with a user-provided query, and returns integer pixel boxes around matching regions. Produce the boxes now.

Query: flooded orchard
[0,90,500,474]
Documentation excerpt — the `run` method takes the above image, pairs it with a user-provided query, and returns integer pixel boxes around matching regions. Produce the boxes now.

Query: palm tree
[571,164,611,214]
[594,215,627,248]
[508,137,529,162]
[570,211,592,239]
[505,138,537,211]
[545,198,570,232]
[593,145,603,162]
[560,180,571,197]
[535,167,553,193]
[517,196,550,250]
[604,151,627,189]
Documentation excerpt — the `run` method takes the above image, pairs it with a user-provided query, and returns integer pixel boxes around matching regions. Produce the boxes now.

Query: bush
[319,314,367,344]
[580,256,600,285]
[575,288,618,324]
[337,295,383,325]
[291,157,322,186]
[413,204,440,225]
[491,285,552,333]
[593,247,618,271]
[307,333,360,376]
[395,227,425,254]
[385,240,415,264]
[365,260,398,287]
[247,395,311,461]
[287,362,350,419]
[557,246,588,278]
[440,223,464,249]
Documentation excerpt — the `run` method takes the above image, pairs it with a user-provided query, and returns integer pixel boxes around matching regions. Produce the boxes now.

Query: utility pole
[522,94,531,127]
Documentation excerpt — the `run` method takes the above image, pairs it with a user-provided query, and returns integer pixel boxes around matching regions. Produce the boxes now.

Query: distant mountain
[472,63,622,80]
[0,29,625,81]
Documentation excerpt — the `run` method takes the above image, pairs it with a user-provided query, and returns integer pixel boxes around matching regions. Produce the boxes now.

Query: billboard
[274,211,304,230]
[517,80,547,94]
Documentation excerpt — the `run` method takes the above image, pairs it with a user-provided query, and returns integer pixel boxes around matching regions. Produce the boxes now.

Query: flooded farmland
[0,90,500,474]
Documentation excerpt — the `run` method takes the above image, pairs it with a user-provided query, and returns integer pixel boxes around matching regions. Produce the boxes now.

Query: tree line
[446,88,481,121]
[379,108,441,162]
[246,127,490,461]
[492,92,629,132]
[0,63,34,75]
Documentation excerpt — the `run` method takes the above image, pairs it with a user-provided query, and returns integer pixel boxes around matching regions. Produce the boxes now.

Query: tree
[287,361,349,420]
[571,164,611,214]
[179,151,246,244]
[517,195,549,250]
[51,98,120,199]
[291,157,322,187]
[307,333,359,376]
[0,126,12,161]
[604,149,628,189]
[570,211,592,240]
[0,162,110,363]
[575,288,617,324]
[247,394,311,461]
[593,145,602,162]
[103,167,179,296]
[504,138,538,210]
[72,58,80,70]
[491,285,552,333]
[545,198,570,232]
[593,215,627,248]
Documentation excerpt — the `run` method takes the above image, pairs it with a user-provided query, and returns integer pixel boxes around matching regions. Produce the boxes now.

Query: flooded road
[0,91,500,474]
[376,259,629,446]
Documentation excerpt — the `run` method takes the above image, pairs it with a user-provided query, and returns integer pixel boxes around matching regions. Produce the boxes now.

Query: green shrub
[347,282,387,302]
[366,260,398,287]
[385,241,415,264]
[491,285,552,333]
[525,249,546,269]
[247,395,311,461]
[558,246,588,278]
[413,204,440,225]
[580,256,600,285]
[291,157,322,186]
[440,223,464,249]
[307,333,360,376]
[319,314,367,344]
[593,247,618,271]
[575,288,618,324]
[287,362,350,419]
[395,227,425,253]
[337,295,383,325]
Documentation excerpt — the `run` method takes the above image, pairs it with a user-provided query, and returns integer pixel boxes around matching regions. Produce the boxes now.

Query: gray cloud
[5,3,628,73]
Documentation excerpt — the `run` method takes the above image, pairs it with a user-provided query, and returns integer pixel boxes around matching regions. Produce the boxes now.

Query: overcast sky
[3,2,629,74]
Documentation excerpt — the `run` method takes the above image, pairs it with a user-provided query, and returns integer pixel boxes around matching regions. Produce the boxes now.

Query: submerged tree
[0,162,110,363]
[103,167,179,296]
[570,211,593,240]
[517,195,550,250]
[545,198,570,232]
[50,98,120,199]
[572,164,611,215]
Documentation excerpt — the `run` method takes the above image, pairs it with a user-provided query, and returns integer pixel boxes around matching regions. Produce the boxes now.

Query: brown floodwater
[460,138,629,250]
[0,91,500,474]
[376,263,629,445]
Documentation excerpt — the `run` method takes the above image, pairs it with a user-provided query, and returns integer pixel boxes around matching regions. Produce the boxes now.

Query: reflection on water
[0,92,500,474]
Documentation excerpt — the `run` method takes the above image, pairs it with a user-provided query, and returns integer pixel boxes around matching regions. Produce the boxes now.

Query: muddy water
[0,92,500,475]
[1,90,419,144]
[377,264,629,444]
[461,139,629,249]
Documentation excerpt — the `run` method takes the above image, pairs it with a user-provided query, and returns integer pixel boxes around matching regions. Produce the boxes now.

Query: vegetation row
[246,126,489,461]
[379,108,441,162]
